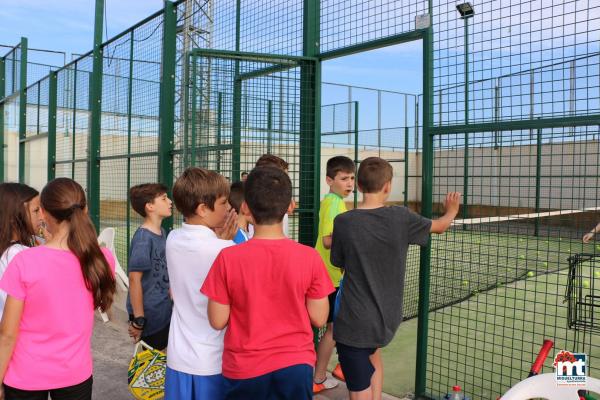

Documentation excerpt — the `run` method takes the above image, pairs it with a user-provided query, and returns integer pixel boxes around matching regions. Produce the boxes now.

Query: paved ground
[91,289,402,399]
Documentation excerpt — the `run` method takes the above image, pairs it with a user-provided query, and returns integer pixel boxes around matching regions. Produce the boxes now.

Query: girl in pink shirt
[0,183,44,321]
[0,178,116,400]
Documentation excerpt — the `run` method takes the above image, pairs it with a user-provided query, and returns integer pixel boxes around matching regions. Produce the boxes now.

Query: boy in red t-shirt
[201,166,334,399]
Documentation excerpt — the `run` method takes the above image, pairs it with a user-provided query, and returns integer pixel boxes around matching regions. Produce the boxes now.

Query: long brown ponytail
[41,178,115,311]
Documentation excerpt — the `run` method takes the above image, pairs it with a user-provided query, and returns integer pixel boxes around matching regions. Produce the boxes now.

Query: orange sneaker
[332,363,346,382]
[313,376,338,393]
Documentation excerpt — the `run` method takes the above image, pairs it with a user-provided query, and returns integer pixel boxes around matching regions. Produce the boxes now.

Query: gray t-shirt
[331,206,432,348]
[126,227,173,336]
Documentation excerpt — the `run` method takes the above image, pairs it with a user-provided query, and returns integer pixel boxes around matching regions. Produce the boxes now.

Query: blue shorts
[164,367,225,400]
[336,342,377,392]
[224,364,312,400]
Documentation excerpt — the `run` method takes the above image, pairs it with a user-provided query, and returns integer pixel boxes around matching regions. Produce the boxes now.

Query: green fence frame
[4,1,600,398]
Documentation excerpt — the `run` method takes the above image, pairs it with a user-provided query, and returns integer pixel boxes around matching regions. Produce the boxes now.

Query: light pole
[457,2,474,223]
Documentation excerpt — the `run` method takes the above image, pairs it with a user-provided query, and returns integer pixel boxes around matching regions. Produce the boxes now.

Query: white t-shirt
[166,223,234,376]
[0,244,28,320]
[247,213,289,238]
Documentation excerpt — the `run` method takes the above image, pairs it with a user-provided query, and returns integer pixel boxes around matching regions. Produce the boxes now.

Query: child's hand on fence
[444,192,461,218]
[583,231,595,243]
[215,209,238,240]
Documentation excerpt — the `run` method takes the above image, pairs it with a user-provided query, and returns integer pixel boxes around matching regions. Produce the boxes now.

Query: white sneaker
[313,376,339,393]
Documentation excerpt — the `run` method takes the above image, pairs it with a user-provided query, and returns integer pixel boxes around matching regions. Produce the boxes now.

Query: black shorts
[141,323,170,351]
[327,287,340,323]
[4,375,93,400]
[336,342,377,392]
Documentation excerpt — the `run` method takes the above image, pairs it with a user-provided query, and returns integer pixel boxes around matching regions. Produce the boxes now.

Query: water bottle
[448,386,464,400]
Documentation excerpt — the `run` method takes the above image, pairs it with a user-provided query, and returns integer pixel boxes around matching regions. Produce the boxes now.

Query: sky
[0,0,164,63]
[0,0,423,93]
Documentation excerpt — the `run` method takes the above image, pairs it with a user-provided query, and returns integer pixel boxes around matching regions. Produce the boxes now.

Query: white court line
[451,206,600,226]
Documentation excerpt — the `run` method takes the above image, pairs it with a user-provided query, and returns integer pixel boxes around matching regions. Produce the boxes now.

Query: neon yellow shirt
[315,193,347,287]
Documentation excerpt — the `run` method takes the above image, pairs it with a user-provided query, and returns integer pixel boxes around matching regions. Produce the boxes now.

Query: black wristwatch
[129,316,147,330]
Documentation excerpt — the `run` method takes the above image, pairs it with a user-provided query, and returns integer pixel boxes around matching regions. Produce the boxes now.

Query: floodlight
[456,2,475,18]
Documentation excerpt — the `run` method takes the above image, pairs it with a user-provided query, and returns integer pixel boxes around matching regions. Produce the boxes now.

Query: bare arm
[0,296,24,392]
[207,299,230,330]
[306,297,329,328]
[583,221,600,243]
[322,235,332,249]
[128,272,144,341]
[430,192,461,234]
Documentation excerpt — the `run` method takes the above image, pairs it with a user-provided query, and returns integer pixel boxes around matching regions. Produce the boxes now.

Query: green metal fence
[2,0,600,399]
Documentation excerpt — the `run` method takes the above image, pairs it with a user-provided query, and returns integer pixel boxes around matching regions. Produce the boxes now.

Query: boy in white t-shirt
[164,167,238,400]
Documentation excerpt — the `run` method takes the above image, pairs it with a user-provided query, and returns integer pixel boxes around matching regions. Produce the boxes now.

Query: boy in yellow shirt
[313,155,356,392]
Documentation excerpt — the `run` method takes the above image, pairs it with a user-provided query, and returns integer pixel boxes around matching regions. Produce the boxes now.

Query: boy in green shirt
[314,155,356,393]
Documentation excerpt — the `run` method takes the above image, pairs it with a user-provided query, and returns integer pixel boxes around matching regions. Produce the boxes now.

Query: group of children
[126,153,461,400]
[0,150,460,400]
[5,149,600,399]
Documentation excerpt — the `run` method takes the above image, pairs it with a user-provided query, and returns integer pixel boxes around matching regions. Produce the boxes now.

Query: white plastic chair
[98,227,129,290]
[97,228,130,322]
[501,373,600,399]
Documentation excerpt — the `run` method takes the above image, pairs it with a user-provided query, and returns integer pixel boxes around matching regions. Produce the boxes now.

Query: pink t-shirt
[0,246,115,390]
[201,238,334,379]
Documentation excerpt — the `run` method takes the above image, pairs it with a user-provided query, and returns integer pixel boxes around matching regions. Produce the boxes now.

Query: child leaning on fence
[164,167,238,400]
[330,157,460,400]
[126,183,174,351]
[0,178,116,399]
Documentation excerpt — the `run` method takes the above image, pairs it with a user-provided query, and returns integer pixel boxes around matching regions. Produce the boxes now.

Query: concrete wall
[5,119,599,213]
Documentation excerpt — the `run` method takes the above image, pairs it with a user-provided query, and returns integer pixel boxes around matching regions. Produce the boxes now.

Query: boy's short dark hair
[245,167,291,225]
[129,183,168,217]
[173,167,230,218]
[326,156,355,179]
[228,181,245,213]
[255,154,289,171]
[357,157,393,193]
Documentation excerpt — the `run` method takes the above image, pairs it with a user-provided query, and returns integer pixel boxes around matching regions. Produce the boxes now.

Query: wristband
[129,316,147,330]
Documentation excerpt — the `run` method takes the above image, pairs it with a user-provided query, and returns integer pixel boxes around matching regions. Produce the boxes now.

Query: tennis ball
[543,262,548,267]
[596,244,600,251]
[583,280,591,289]
[527,271,535,278]
[519,255,525,260]
[519,238,525,243]
[462,280,469,286]
[594,271,600,279]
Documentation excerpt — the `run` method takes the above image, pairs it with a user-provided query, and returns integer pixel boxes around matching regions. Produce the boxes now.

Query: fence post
[353,101,359,208]
[415,20,434,398]
[126,30,135,262]
[267,99,273,154]
[230,0,243,182]
[18,37,28,183]
[299,0,320,245]
[47,71,57,182]
[158,0,177,232]
[534,127,542,236]
[88,0,103,231]
[0,56,5,182]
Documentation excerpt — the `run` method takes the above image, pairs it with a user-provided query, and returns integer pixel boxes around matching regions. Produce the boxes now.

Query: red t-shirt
[201,238,334,379]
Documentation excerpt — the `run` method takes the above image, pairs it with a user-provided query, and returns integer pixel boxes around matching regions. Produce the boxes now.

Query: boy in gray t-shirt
[330,157,460,398]
[126,183,174,350]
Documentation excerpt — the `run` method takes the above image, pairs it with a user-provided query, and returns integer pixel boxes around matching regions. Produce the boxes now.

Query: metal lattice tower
[175,0,214,163]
